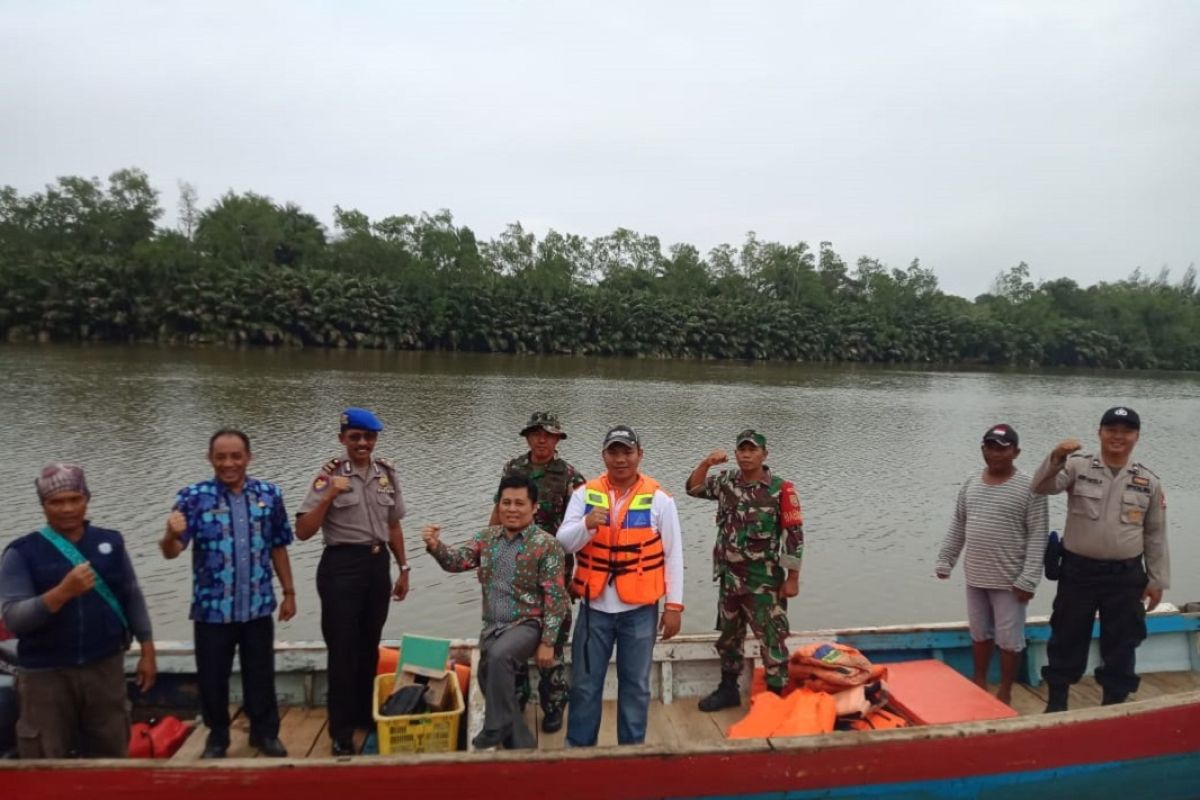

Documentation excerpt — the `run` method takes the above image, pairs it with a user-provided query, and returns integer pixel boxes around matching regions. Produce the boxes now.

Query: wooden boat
[3,602,1199,799]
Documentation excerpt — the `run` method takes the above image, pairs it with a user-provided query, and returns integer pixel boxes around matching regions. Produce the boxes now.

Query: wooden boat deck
[167,670,1200,760]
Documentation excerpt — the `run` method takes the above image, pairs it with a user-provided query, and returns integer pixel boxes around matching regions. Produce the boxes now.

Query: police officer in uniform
[1032,406,1169,712]
[296,408,410,755]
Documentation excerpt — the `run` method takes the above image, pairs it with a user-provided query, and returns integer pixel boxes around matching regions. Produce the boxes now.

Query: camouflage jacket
[688,467,804,594]
[428,523,569,647]
[495,453,586,535]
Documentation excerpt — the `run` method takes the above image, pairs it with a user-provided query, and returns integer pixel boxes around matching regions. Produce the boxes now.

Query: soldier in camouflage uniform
[686,429,804,711]
[491,411,586,733]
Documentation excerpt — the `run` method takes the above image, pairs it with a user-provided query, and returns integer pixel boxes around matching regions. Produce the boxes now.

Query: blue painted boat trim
[675,751,1200,800]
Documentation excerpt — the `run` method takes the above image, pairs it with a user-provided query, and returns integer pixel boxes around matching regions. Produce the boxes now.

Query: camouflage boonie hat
[520,411,567,439]
[736,429,767,448]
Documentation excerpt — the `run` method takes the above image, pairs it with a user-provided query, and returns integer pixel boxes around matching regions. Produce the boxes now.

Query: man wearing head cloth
[488,412,584,733]
[1032,406,1169,712]
[556,425,685,747]
[295,407,410,756]
[686,430,804,711]
[0,464,156,758]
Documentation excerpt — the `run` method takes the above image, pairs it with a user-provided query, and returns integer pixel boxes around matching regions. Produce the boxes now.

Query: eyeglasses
[345,432,378,443]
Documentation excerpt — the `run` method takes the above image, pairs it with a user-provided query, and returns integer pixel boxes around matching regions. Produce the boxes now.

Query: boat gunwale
[3,688,1197,772]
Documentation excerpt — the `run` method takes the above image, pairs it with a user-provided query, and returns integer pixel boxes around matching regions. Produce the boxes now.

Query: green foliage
[1,169,1198,369]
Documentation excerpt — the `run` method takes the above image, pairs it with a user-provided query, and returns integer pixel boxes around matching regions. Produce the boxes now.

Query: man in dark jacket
[0,464,156,758]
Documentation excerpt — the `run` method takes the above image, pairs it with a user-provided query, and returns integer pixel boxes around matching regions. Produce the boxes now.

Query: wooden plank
[659,699,728,745]
[168,718,209,762]
[1004,684,1047,717]
[597,699,619,746]
[536,706,567,751]
[643,701,681,748]
[277,707,328,759]
[224,705,256,758]
[707,705,746,739]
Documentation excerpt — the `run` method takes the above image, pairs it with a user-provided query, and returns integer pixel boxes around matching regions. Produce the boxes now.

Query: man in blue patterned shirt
[160,429,296,759]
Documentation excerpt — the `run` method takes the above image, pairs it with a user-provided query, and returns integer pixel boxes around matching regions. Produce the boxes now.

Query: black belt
[326,542,386,555]
[1063,550,1142,574]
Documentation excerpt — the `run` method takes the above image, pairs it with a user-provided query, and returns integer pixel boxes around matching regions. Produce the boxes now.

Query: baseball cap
[1100,406,1140,429]
[736,429,767,448]
[602,425,640,450]
[981,424,1019,447]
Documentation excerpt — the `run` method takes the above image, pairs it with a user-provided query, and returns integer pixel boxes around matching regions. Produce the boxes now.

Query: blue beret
[340,407,384,432]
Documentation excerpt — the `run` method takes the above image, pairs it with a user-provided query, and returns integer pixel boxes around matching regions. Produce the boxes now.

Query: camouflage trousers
[714,590,791,690]
[517,606,572,713]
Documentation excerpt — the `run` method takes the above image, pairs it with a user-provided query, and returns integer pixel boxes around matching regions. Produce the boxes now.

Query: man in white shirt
[556,425,684,746]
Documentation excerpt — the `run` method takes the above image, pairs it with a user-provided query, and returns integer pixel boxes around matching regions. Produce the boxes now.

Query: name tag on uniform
[1131,476,1150,487]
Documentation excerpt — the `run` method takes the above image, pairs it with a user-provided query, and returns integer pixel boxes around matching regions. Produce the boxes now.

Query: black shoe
[698,676,741,713]
[471,729,504,751]
[331,738,356,756]
[1101,690,1128,706]
[1044,684,1069,713]
[200,743,227,759]
[541,707,564,734]
[250,736,288,757]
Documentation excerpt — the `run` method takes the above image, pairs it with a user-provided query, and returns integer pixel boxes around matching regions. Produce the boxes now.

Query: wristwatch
[398,564,411,574]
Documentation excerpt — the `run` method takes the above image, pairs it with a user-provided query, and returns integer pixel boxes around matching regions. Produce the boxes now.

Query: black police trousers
[317,545,391,743]
[1042,551,1148,698]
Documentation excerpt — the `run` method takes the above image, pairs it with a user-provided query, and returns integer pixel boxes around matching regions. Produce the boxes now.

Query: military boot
[1101,689,1127,706]
[698,673,741,713]
[1044,683,1069,713]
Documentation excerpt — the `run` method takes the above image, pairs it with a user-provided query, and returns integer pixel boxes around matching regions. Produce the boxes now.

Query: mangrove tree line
[1,168,1198,369]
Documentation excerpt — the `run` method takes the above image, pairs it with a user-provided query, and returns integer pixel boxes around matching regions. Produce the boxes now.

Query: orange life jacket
[573,475,666,605]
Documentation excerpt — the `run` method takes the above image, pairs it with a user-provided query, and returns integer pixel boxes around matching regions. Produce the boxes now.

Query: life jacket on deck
[573,475,666,605]
[788,642,886,694]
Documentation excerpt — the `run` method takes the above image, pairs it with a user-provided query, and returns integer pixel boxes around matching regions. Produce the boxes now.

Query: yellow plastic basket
[372,672,464,754]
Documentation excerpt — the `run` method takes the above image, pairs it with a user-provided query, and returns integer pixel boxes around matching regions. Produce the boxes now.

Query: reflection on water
[1,344,1197,641]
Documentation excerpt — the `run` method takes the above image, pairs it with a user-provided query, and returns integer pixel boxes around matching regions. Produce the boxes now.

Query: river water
[1,344,1196,642]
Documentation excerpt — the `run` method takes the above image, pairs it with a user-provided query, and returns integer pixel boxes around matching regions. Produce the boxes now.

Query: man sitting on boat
[0,464,156,758]
[556,425,685,747]
[422,474,569,750]
[936,423,1048,705]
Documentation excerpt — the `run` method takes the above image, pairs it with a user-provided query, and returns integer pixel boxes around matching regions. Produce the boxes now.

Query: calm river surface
[1,344,1197,642]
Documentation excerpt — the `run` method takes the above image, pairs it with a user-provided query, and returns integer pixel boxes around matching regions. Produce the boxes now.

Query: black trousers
[194,616,279,745]
[317,545,391,743]
[1042,552,1148,697]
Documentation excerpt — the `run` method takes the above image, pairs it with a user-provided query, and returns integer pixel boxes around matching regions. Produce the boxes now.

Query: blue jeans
[567,602,657,746]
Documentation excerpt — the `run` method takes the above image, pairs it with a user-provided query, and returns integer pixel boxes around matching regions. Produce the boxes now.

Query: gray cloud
[2,0,1196,297]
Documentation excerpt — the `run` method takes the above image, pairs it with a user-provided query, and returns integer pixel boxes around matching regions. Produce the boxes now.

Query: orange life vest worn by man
[556,425,685,746]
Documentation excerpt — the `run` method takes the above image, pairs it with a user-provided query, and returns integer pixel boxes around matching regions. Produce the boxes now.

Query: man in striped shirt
[936,424,1049,705]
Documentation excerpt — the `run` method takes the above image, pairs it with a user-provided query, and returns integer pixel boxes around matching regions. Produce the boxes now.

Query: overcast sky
[2,1,1197,297]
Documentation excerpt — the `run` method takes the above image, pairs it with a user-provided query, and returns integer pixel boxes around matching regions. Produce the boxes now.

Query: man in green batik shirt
[489,411,585,734]
[686,429,804,711]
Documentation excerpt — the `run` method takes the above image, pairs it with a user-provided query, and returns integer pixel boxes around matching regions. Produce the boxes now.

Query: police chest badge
[378,473,390,490]
[313,475,329,493]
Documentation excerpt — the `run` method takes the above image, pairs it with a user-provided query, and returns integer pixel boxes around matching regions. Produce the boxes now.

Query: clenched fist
[705,449,729,466]
[421,524,442,549]
[584,507,609,531]
[59,563,95,599]
[331,476,352,494]
[1052,438,1082,461]
[166,510,187,539]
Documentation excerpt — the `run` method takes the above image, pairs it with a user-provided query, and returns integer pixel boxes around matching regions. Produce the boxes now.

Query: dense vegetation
[2,169,1198,369]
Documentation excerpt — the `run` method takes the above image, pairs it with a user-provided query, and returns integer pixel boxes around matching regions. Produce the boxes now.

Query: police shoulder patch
[1132,462,1159,479]
[312,474,330,493]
